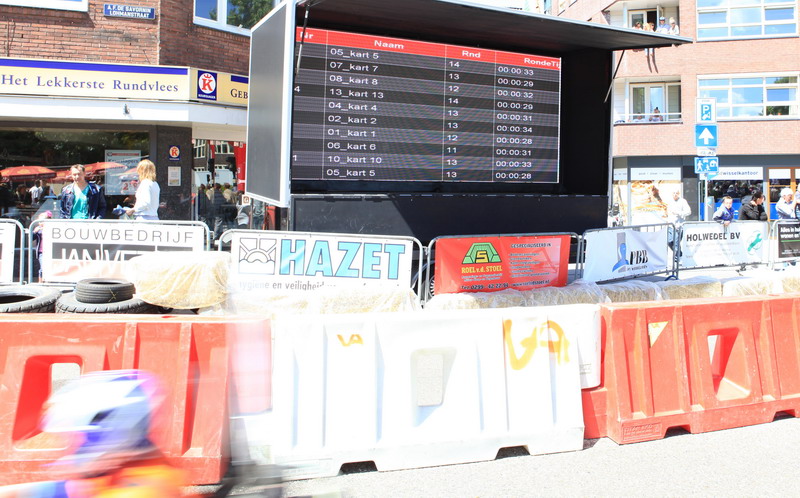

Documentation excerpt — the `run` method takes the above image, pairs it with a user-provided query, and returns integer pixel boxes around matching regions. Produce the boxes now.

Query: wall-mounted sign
[168,166,181,187]
[104,4,156,19]
[168,145,181,161]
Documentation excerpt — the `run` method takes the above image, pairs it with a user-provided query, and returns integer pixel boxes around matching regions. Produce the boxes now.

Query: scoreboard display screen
[290,28,562,184]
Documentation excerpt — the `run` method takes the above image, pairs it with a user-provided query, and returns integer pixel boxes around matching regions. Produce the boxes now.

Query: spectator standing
[776,188,797,219]
[29,180,43,205]
[32,210,52,282]
[739,190,768,220]
[210,183,227,239]
[59,164,106,219]
[656,16,669,33]
[712,196,734,226]
[126,159,160,220]
[668,17,680,35]
[667,188,691,227]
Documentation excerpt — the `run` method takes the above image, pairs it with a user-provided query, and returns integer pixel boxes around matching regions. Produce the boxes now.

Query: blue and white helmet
[42,370,163,474]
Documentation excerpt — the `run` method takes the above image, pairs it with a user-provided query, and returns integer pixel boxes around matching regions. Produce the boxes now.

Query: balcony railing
[614,112,682,124]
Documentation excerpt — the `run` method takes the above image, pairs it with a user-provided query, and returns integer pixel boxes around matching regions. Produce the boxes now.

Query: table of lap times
[291,28,562,183]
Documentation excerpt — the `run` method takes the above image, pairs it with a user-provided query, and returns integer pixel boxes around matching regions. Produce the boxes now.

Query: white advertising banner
[104,150,141,195]
[679,222,767,268]
[40,220,206,283]
[0,221,17,283]
[583,228,669,282]
[229,231,416,292]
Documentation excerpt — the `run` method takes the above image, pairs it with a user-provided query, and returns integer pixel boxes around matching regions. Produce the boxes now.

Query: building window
[194,0,273,35]
[697,0,797,40]
[698,74,799,118]
[627,83,681,122]
[0,0,87,11]
[214,141,233,155]
[194,139,207,159]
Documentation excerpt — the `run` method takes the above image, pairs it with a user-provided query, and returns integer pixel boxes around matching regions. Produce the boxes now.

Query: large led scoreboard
[291,28,562,184]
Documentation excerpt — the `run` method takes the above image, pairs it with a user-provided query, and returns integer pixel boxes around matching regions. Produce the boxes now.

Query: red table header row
[296,28,561,71]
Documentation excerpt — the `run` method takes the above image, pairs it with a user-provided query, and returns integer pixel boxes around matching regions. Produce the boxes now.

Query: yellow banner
[191,68,249,106]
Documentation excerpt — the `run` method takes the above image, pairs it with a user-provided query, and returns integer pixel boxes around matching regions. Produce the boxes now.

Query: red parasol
[0,165,57,182]
[53,169,73,182]
[84,162,126,175]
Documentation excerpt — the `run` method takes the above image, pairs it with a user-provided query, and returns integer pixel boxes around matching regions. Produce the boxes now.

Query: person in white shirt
[776,188,797,219]
[126,159,160,220]
[29,180,43,205]
[668,17,680,35]
[667,188,691,227]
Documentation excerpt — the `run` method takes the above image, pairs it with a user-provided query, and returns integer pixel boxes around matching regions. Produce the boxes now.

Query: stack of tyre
[56,279,158,314]
[0,279,157,314]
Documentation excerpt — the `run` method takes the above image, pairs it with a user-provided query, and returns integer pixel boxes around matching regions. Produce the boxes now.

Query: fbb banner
[679,221,767,267]
[434,235,570,294]
[0,221,17,283]
[229,231,416,291]
[583,228,668,282]
[775,221,800,261]
[41,221,206,283]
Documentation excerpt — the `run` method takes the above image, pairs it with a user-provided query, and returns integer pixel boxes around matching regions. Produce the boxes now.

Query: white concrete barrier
[242,304,599,479]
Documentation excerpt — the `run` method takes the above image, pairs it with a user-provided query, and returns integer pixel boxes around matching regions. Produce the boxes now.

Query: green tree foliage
[227,0,272,29]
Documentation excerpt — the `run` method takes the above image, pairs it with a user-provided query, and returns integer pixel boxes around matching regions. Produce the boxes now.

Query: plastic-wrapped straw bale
[599,279,663,303]
[424,293,481,311]
[655,275,722,300]
[124,251,230,309]
[316,287,420,314]
[224,286,419,318]
[522,281,607,307]
[721,273,783,297]
[424,288,526,310]
[779,268,800,293]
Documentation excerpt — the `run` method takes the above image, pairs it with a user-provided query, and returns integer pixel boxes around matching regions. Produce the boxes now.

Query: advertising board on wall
[679,221,767,268]
[40,221,206,283]
[433,235,570,294]
[228,231,416,292]
[583,228,669,282]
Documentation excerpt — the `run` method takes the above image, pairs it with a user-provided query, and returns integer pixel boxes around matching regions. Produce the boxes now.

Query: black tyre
[74,279,135,304]
[0,285,61,313]
[56,292,157,314]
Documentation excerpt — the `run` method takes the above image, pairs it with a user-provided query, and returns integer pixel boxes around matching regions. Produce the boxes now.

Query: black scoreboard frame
[246,0,689,241]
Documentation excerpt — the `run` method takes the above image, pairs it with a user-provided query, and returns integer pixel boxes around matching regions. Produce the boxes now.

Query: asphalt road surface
[279,414,800,497]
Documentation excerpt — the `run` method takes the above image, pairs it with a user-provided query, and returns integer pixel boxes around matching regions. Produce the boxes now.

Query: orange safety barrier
[587,294,800,444]
[0,314,271,486]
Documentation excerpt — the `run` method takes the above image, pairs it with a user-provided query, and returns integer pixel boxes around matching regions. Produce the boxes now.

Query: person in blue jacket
[59,164,106,219]
[712,195,734,227]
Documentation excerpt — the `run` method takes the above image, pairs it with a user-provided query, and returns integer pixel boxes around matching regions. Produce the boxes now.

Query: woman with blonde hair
[126,159,161,220]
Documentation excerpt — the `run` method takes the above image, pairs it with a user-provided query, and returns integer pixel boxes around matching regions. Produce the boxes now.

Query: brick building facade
[0,0,257,223]
[559,0,799,222]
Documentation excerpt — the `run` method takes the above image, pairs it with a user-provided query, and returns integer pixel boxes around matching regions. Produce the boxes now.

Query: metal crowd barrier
[426,232,580,302]
[219,228,425,304]
[0,219,25,284]
[677,220,770,273]
[579,223,676,283]
[26,219,211,285]
[769,219,800,269]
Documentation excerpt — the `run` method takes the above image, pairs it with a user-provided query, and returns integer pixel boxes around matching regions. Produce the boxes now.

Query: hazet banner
[434,235,570,294]
[583,228,668,282]
[679,221,767,268]
[229,231,416,291]
[41,221,205,283]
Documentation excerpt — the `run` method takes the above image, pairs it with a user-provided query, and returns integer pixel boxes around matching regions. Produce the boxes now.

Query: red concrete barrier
[0,314,270,486]
[585,295,800,444]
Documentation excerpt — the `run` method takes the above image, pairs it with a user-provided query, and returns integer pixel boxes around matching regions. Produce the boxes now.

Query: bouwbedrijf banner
[679,221,766,268]
[583,228,668,282]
